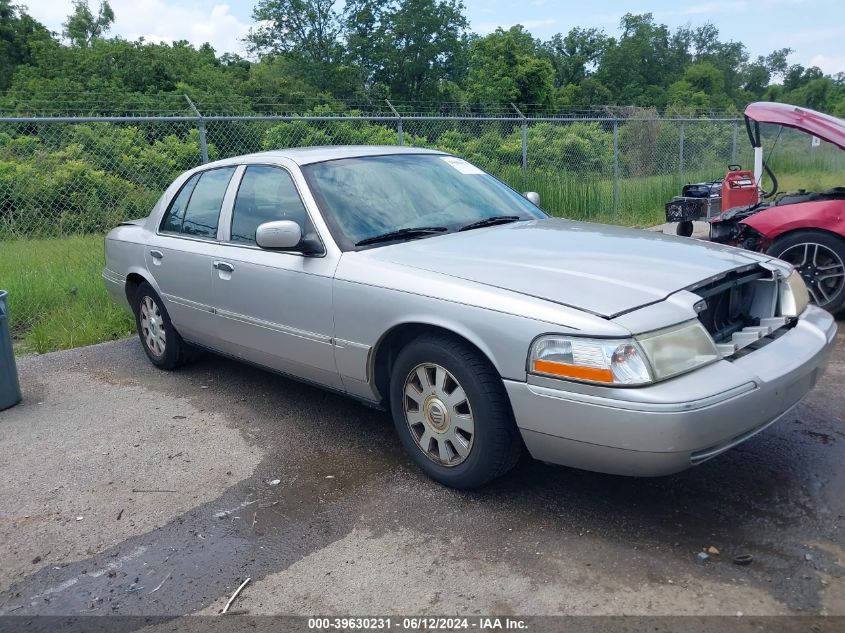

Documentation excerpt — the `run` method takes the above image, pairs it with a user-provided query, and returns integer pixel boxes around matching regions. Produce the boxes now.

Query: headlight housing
[529,320,719,386]
[635,320,720,381]
[529,336,652,385]
[779,269,809,317]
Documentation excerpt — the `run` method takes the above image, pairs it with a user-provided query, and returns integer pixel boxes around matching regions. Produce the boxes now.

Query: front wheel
[389,333,521,489]
[768,230,845,315]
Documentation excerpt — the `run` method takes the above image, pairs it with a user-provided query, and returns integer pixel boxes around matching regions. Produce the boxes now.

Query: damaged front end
[708,205,771,253]
[688,261,806,359]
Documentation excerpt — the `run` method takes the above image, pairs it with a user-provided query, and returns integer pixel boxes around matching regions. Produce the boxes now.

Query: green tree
[246,0,358,95]
[63,0,114,47]
[345,0,468,101]
[247,0,342,62]
[465,26,554,106]
[0,0,51,90]
[595,14,681,106]
[541,28,607,88]
[773,65,843,113]
[792,76,836,111]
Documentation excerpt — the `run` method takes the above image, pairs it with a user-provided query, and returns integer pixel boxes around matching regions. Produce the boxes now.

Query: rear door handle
[213,261,234,273]
[149,250,163,259]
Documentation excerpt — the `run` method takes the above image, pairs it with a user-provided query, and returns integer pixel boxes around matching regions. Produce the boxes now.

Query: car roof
[211,145,448,167]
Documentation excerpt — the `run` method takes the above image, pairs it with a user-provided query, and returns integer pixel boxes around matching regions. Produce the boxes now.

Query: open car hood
[745,102,845,150]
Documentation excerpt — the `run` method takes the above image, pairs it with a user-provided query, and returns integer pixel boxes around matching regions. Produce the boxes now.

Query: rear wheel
[133,282,188,369]
[389,333,521,489]
[768,230,845,314]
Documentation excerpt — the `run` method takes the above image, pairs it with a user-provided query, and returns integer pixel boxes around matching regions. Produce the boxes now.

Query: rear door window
[160,167,236,239]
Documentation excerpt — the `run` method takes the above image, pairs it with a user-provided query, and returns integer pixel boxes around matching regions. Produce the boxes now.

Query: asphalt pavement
[0,327,843,618]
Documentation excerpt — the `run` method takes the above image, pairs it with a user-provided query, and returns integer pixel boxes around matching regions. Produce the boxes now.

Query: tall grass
[775,170,843,193]
[516,164,842,227]
[0,235,134,354]
[509,167,724,227]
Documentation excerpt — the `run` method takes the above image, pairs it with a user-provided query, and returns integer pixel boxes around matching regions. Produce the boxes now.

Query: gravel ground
[0,328,843,618]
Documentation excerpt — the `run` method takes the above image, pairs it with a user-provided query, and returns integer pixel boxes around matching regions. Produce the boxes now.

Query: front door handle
[149,250,163,259]
[213,261,234,273]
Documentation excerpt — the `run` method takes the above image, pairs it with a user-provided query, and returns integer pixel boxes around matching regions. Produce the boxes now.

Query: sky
[18,0,845,75]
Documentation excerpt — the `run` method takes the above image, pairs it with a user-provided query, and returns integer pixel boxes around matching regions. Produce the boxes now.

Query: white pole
[753,146,763,188]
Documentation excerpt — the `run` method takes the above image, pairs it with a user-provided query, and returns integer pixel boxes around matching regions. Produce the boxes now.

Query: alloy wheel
[779,242,845,306]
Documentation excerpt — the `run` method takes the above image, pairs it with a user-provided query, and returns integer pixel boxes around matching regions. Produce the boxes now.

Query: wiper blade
[355,226,448,246]
[458,215,520,232]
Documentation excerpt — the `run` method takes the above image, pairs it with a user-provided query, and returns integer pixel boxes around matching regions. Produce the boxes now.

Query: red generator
[664,164,759,233]
[721,168,758,211]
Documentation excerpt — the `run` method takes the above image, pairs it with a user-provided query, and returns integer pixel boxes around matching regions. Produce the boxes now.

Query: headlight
[635,320,720,381]
[529,320,719,386]
[779,269,809,317]
[529,336,652,385]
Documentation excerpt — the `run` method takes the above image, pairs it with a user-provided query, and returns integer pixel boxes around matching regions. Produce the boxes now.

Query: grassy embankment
[0,235,134,355]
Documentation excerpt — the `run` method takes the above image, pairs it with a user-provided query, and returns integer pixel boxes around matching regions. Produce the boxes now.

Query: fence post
[184,94,209,164]
[511,103,528,187]
[678,121,685,182]
[731,120,739,164]
[612,119,619,218]
[386,100,403,146]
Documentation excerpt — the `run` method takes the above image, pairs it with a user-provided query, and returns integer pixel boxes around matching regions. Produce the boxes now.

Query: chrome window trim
[150,157,342,257]
[216,164,246,242]
[154,158,341,258]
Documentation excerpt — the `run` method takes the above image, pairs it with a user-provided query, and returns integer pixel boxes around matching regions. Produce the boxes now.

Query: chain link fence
[1,108,842,351]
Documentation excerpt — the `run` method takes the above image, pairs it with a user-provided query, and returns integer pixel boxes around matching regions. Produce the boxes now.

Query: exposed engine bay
[663,102,845,313]
[709,186,845,251]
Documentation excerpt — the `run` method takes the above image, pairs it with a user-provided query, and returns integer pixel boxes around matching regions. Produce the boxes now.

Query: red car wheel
[768,230,845,314]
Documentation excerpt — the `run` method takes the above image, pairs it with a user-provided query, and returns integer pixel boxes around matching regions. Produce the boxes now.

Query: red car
[709,102,845,314]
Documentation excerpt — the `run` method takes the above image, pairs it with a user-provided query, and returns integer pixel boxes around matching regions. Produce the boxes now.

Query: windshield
[301,154,547,250]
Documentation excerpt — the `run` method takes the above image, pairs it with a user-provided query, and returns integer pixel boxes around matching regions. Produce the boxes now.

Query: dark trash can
[0,291,22,411]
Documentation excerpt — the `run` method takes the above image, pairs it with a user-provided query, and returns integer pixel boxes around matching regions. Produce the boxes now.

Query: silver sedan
[103,146,837,488]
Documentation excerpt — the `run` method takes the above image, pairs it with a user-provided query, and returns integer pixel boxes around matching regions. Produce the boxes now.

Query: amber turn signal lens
[532,359,614,383]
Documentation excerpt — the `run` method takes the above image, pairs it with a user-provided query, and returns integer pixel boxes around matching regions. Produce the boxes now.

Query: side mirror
[255,220,302,250]
[523,191,540,206]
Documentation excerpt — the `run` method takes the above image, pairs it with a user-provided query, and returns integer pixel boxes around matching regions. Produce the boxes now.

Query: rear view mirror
[256,220,301,250]
[523,191,540,205]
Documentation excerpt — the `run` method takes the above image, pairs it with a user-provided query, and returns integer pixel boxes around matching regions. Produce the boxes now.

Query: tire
[133,282,188,369]
[389,333,522,489]
[676,220,694,237]
[768,230,845,315]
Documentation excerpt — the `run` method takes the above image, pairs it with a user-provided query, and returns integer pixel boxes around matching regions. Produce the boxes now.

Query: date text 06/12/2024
[307,617,528,630]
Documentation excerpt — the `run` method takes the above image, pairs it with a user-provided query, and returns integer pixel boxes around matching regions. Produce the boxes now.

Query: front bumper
[506,305,837,476]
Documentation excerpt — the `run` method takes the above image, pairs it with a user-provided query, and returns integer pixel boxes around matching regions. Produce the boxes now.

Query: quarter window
[160,167,236,239]
[230,166,311,245]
